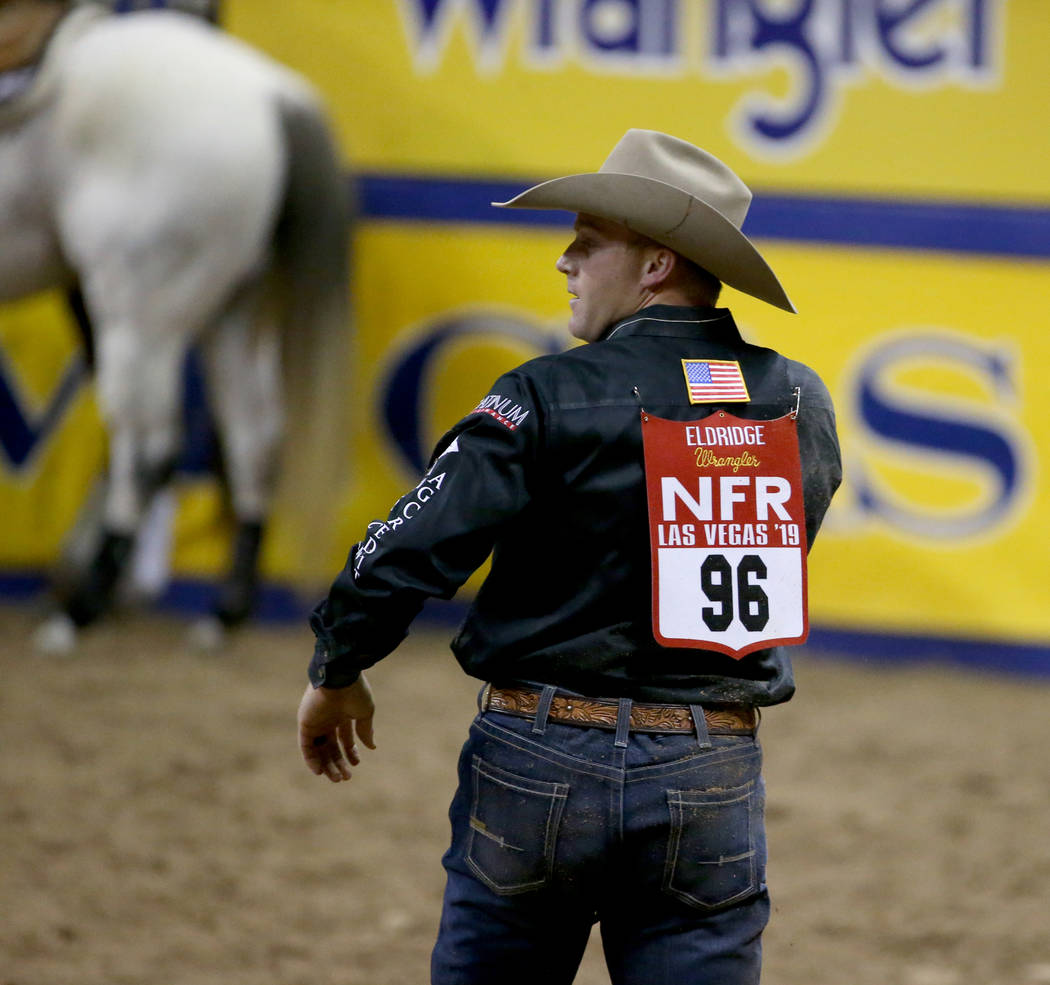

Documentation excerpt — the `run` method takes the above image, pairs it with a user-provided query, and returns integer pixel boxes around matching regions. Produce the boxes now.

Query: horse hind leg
[198,278,284,630]
[59,324,186,629]
[215,516,264,628]
[60,460,179,628]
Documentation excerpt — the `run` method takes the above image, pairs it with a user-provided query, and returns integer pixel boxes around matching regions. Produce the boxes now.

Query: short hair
[627,230,723,306]
[679,257,723,306]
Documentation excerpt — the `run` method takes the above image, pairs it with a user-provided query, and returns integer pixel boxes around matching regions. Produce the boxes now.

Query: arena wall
[2,0,1047,671]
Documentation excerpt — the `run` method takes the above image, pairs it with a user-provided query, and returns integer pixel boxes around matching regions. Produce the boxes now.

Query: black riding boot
[213,519,264,627]
[62,529,135,627]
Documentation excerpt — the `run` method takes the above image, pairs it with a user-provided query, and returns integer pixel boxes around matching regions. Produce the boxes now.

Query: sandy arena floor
[1,604,1048,985]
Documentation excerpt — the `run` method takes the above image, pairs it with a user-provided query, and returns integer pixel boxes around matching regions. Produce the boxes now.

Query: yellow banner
[2,0,1048,661]
[231,0,1045,204]
[745,245,1048,644]
[340,223,1050,646]
[0,293,104,568]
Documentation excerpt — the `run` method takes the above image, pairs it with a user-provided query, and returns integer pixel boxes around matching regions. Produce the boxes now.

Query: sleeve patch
[472,394,530,430]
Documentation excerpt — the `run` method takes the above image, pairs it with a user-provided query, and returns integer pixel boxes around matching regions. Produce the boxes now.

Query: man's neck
[640,283,717,310]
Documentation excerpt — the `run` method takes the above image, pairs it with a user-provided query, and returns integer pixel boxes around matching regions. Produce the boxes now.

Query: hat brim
[493,172,795,314]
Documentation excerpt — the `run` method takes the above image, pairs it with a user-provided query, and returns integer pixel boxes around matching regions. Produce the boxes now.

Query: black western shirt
[310,305,842,706]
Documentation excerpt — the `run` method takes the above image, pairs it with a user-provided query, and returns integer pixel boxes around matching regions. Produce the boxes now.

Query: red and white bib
[641,409,809,658]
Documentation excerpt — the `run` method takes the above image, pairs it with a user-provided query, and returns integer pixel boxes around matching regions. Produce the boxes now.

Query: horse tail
[270,90,354,594]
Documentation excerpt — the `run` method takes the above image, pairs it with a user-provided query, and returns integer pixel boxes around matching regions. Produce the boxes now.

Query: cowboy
[298,129,842,985]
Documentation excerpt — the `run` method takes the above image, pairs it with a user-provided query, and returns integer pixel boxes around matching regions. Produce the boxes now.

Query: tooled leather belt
[482,684,758,735]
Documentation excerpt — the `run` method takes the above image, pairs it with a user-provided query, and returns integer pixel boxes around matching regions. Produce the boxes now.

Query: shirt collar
[602,305,742,343]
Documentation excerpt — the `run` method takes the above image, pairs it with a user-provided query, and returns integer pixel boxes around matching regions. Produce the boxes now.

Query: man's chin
[567,311,599,343]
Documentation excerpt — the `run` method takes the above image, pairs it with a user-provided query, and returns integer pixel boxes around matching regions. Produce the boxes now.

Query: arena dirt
[1,604,1048,985]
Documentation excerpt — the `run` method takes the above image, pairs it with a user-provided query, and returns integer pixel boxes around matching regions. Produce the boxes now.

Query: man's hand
[297,675,376,783]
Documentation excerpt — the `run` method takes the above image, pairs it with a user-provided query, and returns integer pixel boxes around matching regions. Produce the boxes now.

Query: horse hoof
[33,613,78,656]
[187,616,226,652]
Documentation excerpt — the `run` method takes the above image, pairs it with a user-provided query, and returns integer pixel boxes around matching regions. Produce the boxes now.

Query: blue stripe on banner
[3,572,1048,676]
[0,573,305,624]
[356,173,1050,259]
[804,624,1050,678]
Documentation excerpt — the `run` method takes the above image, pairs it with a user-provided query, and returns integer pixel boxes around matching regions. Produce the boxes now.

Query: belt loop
[531,685,558,735]
[689,704,712,749]
[614,698,632,748]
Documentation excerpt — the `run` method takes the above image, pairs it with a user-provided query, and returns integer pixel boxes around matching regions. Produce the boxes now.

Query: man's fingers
[316,742,352,782]
[297,681,375,781]
[337,723,361,765]
[300,741,327,776]
[300,729,349,780]
[355,716,376,750]
[322,753,352,783]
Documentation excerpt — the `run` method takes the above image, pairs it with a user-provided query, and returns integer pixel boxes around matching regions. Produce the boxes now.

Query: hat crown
[599,129,752,229]
[491,129,794,312]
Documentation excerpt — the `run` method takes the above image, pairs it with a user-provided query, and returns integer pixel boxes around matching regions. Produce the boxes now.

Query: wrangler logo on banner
[397,0,1000,155]
[641,409,808,657]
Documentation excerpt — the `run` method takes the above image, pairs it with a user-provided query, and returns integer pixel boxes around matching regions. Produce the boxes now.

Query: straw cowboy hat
[493,129,794,313]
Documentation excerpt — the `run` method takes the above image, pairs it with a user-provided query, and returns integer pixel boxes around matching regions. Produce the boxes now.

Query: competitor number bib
[641,409,809,658]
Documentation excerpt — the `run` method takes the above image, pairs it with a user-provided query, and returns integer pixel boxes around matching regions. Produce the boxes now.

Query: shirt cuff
[308,639,362,689]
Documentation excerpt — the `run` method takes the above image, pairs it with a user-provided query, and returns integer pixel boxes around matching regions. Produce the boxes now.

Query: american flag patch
[682,359,750,404]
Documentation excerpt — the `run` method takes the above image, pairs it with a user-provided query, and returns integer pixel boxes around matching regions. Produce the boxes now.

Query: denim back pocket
[663,779,763,910]
[466,755,569,895]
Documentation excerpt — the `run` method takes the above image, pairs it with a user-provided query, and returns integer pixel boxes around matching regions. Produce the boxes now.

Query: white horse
[0,1,352,648]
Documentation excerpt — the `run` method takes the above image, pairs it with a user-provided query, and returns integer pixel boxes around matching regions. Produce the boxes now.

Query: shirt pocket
[466,755,569,895]
[662,778,764,910]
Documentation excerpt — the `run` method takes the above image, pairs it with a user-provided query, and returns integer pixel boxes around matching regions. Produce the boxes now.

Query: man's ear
[640,247,676,289]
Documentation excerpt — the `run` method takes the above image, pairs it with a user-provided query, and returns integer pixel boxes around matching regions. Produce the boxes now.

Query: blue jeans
[431,692,769,985]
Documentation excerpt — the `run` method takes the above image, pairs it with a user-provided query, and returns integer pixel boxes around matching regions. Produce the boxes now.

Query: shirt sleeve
[794,368,843,549]
[308,370,542,687]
